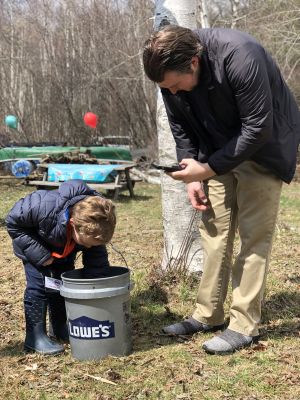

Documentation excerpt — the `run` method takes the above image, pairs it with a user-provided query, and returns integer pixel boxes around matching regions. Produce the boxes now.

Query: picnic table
[25,160,136,200]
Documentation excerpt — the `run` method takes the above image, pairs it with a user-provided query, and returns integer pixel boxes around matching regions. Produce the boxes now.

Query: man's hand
[186,182,210,211]
[168,159,216,183]
[43,257,54,266]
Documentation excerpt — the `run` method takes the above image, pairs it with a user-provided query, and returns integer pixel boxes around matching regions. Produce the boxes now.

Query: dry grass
[0,180,299,400]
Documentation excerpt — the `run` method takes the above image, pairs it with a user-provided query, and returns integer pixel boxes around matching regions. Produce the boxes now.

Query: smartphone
[151,162,183,172]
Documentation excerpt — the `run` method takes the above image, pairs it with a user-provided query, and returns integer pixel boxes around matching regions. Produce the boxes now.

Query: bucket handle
[110,243,129,269]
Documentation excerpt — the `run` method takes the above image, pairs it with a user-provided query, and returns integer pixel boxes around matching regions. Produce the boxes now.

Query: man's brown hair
[143,25,203,83]
[71,196,116,244]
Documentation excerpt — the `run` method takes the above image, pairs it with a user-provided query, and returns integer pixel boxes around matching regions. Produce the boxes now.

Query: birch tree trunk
[154,0,203,273]
[199,0,210,28]
[230,0,240,28]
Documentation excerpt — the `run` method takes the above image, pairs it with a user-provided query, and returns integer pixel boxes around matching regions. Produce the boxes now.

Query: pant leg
[24,251,76,297]
[45,254,75,340]
[23,262,50,339]
[229,161,282,336]
[24,262,47,300]
[192,172,238,325]
[24,254,75,318]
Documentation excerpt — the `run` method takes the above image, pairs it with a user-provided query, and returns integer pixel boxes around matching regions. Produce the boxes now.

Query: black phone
[151,162,183,172]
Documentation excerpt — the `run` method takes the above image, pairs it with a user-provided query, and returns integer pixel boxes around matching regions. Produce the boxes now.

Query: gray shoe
[162,317,225,336]
[202,328,259,355]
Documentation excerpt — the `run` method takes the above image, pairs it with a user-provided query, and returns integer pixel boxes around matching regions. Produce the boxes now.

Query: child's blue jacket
[5,179,110,268]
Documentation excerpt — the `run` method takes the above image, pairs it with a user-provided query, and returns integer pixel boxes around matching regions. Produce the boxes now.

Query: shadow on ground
[263,290,300,319]
[0,340,25,357]
[261,290,300,338]
[262,319,300,339]
[131,285,189,352]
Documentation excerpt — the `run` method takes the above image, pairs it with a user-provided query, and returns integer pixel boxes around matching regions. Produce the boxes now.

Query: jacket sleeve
[82,245,110,278]
[5,193,52,267]
[208,43,273,174]
[59,179,98,198]
[162,90,209,162]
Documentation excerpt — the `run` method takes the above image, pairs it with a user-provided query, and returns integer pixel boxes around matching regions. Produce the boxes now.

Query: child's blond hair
[71,196,116,244]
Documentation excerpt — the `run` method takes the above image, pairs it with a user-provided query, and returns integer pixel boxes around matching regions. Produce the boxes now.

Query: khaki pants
[192,161,282,336]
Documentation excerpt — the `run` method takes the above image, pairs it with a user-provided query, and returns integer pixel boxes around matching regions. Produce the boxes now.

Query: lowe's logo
[68,316,115,340]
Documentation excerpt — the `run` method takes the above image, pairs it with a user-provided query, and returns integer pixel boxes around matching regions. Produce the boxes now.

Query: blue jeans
[23,253,76,300]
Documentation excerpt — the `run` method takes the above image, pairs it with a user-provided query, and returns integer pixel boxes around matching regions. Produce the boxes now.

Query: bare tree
[0,0,157,150]
[212,0,300,103]
[154,0,203,274]
[230,0,240,28]
[198,0,210,28]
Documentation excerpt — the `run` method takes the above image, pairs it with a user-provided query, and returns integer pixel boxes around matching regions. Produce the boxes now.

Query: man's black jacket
[5,180,109,268]
[162,28,300,183]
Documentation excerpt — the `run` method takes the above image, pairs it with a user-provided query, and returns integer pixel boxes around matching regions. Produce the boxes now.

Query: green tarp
[0,146,132,161]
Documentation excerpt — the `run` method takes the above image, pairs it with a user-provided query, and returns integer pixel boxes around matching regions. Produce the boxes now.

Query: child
[6,179,116,355]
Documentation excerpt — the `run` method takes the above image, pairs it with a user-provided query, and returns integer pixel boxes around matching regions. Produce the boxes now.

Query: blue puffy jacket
[5,180,110,269]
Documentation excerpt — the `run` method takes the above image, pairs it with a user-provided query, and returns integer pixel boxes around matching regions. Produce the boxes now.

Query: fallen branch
[85,374,117,386]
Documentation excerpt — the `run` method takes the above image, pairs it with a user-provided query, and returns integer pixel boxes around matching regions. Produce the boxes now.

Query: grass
[0,179,299,400]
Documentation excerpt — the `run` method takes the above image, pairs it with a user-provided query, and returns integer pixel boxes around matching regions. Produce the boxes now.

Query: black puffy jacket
[162,28,300,183]
[5,180,110,268]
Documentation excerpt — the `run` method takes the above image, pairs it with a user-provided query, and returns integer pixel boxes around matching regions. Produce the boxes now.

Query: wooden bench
[26,161,136,200]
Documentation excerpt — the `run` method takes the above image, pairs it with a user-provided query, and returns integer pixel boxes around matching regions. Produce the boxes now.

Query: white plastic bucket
[60,267,133,361]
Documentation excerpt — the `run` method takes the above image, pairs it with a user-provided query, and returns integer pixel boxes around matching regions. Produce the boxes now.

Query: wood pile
[41,150,101,165]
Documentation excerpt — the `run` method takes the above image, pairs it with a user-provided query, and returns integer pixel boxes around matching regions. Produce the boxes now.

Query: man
[143,25,300,354]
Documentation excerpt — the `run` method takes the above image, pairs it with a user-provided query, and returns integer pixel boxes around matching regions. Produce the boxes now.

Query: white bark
[154,0,203,273]
[199,0,210,28]
[230,0,240,28]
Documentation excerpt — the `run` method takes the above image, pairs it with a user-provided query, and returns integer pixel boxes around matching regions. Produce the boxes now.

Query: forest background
[0,0,299,154]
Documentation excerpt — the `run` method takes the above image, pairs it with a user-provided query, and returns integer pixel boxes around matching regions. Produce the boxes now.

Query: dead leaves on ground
[245,340,269,353]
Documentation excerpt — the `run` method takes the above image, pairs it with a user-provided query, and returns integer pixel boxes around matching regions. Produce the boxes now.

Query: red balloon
[83,112,98,128]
